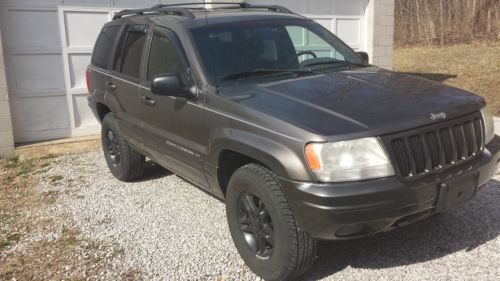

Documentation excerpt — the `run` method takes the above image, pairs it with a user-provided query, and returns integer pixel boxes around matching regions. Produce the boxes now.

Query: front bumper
[281,135,500,240]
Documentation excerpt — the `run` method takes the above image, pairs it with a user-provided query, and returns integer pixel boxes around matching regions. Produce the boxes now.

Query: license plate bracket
[438,173,479,212]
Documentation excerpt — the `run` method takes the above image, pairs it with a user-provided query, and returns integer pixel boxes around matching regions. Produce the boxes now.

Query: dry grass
[393,42,500,115]
[0,155,139,280]
[0,156,57,251]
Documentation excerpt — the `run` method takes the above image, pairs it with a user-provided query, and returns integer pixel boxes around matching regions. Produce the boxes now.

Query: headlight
[305,138,395,182]
[481,105,495,144]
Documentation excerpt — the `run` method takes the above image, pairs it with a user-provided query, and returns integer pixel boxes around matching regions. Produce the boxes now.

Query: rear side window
[119,25,148,79]
[92,25,120,69]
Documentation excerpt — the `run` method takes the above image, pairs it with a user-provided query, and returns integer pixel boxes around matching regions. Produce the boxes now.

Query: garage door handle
[105,82,116,90]
[141,95,156,106]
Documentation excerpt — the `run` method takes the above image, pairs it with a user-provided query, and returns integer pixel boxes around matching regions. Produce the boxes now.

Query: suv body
[87,3,499,280]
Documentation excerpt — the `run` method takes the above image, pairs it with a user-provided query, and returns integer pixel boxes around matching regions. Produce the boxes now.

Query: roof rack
[113,7,194,20]
[113,2,295,20]
[153,2,294,15]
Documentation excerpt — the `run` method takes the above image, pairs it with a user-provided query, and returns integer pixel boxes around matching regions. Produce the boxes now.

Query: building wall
[0,28,15,157]
[366,0,395,69]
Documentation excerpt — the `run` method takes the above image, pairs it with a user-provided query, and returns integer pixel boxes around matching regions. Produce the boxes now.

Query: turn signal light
[305,143,321,172]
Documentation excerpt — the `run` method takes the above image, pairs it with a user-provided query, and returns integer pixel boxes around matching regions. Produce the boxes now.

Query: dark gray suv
[87,3,499,280]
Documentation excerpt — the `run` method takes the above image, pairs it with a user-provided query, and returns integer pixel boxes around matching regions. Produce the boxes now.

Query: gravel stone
[41,150,500,280]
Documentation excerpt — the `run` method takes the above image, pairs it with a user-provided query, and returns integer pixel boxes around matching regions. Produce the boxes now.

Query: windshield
[190,19,366,83]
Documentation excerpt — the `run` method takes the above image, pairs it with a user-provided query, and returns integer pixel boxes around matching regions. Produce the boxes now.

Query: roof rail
[216,4,294,14]
[113,7,194,20]
[113,2,296,20]
[153,2,294,15]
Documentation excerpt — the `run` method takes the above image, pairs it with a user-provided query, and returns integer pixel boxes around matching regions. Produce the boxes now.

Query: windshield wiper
[220,69,314,81]
[302,60,368,68]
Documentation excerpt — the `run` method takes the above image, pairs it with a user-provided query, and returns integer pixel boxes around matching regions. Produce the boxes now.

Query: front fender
[206,128,313,184]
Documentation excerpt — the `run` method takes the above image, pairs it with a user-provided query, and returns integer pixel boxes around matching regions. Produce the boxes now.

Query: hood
[220,66,485,141]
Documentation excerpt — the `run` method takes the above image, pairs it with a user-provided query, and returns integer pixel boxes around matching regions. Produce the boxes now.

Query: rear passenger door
[107,24,148,148]
[89,24,121,100]
[139,26,208,186]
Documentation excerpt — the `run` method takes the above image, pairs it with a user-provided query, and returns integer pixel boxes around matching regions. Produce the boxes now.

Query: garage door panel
[73,94,95,128]
[10,54,65,97]
[1,0,59,7]
[12,96,69,133]
[69,54,91,89]
[64,11,109,47]
[6,10,61,52]
[114,0,158,7]
[333,0,367,15]
[62,0,111,6]
[313,19,333,32]
[335,18,362,49]
[305,1,333,14]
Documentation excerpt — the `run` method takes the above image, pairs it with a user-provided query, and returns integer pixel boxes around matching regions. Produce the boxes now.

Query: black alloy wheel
[237,192,275,259]
[101,113,145,181]
[226,164,316,281]
[105,129,121,167]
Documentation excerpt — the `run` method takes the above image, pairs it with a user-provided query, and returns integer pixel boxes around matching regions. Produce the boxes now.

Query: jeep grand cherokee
[87,3,500,280]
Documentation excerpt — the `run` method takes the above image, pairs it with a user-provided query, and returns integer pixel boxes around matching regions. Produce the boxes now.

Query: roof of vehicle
[111,3,308,28]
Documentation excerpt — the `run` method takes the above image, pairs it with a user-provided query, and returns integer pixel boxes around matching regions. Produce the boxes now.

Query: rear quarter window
[91,25,120,69]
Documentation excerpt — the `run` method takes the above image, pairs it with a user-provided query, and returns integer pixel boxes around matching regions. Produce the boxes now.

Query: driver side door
[138,26,208,187]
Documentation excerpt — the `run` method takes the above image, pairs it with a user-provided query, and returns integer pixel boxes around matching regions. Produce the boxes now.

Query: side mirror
[151,73,195,99]
[356,51,369,63]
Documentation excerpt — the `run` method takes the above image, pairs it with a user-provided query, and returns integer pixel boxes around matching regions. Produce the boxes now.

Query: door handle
[105,82,116,90]
[141,95,156,106]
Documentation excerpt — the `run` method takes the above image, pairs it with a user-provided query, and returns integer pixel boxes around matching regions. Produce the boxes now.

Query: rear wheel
[101,113,145,181]
[226,164,316,281]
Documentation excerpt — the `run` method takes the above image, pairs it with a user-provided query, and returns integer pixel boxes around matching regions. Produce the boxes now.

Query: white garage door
[0,0,367,143]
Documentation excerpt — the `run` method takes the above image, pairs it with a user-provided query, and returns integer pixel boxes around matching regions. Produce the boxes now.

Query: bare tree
[394,0,500,46]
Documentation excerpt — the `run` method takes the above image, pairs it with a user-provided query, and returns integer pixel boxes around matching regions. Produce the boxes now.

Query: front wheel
[226,164,316,281]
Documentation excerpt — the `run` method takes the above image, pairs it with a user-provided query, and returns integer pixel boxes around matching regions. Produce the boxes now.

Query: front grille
[384,113,484,180]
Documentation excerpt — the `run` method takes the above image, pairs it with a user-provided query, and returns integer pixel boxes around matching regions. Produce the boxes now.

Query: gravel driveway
[44,150,499,280]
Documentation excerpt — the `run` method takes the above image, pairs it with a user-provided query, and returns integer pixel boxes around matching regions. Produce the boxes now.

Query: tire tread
[237,163,317,280]
[102,113,145,181]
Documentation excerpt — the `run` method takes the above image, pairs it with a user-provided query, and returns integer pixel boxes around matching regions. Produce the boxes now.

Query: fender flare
[207,128,312,181]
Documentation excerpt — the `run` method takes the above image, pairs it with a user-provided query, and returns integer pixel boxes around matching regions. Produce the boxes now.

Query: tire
[226,164,316,281]
[101,113,145,181]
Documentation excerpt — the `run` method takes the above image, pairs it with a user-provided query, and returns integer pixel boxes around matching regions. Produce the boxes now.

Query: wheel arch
[208,128,312,196]
[96,102,111,122]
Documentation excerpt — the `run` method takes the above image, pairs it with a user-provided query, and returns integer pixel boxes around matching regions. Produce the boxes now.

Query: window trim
[143,26,190,86]
[112,23,149,82]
